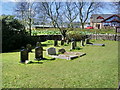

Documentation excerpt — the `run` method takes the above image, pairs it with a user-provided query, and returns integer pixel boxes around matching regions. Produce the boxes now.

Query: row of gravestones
[20,38,91,63]
[54,38,90,47]
[20,42,44,63]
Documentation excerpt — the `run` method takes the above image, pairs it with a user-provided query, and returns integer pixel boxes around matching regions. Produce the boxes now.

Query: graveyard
[1,1,120,88]
[2,39,118,88]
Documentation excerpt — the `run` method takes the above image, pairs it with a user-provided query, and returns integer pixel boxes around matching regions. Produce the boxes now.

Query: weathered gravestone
[54,40,58,46]
[35,46,43,60]
[36,42,41,47]
[71,41,75,50]
[61,40,64,45]
[81,39,85,46]
[26,44,32,52]
[47,47,56,55]
[20,47,28,63]
[58,48,66,54]
[66,40,70,44]
[85,39,93,44]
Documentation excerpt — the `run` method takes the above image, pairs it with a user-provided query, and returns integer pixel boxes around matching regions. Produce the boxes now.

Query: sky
[0,1,117,15]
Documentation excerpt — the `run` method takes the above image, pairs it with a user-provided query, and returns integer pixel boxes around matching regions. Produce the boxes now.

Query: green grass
[2,40,118,88]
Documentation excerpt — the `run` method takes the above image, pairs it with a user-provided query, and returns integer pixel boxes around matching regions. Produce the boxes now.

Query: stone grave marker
[61,40,64,45]
[36,42,41,47]
[35,46,43,60]
[26,44,32,52]
[58,48,66,54]
[71,41,75,50]
[81,39,85,46]
[20,47,28,63]
[54,40,58,46]
[47,47,56,55]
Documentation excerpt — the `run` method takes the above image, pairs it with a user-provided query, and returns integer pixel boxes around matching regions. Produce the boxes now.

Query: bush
[2,15,38,52]
[66,31,86,41]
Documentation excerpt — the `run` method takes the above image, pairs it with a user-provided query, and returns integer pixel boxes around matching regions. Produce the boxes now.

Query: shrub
[2,15,38,52]
[66,31,86,41]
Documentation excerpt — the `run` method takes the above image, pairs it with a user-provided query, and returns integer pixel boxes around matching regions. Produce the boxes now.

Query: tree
[37,2,67,40]
[64,2,78,28]
[2,15,38,52]
[74,1,103,29]
[15,1,36,36]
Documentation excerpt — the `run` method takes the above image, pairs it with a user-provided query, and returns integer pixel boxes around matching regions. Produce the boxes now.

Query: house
[90,14,120,29]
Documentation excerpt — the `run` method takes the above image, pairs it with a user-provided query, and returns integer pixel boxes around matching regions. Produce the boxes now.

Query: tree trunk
[81,23,84,29]
[29,18,32,36]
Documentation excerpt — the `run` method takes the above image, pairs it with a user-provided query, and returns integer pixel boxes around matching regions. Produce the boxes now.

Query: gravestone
[26,44,32,52]
[20,47,28,63]
[35,46,43,60]
[71,41,75,50]
[54,40,58,46]
[36,42,41,47]
[74,41,77,47]
[58,48,66,54]
[66,40,70,44]
[47,47,56,55]
[81,39,85,46]
[61,40,64,45]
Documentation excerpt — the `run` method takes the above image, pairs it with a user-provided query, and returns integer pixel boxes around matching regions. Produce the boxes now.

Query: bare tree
[37,2,67,39]
[64,2,78,28]
[15,1,36,36]
[74,1,103,29]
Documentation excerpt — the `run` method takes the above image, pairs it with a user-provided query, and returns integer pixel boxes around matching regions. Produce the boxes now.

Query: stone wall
[88,34,120,41]
[32,34,120,41]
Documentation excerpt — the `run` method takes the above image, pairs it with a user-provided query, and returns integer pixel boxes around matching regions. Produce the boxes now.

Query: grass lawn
[2,40,118,88]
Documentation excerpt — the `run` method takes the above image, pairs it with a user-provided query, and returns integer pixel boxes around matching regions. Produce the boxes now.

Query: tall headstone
[35,46,43,60]
[54,40,58,46]
[61,40,64,45]
[81,39,85,46]
[47,47,56,55]
[71,41,75,50]
[74,41,77,47]
[20,47,28,63]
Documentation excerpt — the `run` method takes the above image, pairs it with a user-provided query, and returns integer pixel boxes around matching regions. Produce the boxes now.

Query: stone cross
[61,40,64,45]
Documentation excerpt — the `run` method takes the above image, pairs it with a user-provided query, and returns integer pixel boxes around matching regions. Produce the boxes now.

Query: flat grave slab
[49,52,86,60]
[87,43,105,46]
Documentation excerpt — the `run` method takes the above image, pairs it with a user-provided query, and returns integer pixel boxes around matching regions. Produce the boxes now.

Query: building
[90,14,120,29]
